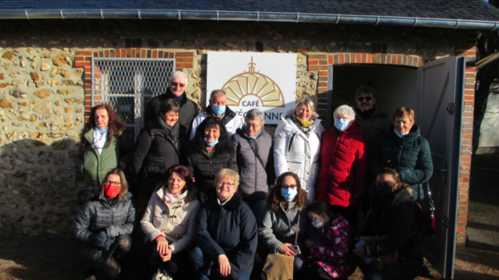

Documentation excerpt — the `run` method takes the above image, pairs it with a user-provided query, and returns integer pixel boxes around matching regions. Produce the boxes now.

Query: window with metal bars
[91,58,176,138]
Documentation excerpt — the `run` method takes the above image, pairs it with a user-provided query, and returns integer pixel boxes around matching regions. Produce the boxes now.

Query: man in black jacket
[145,71,199,133]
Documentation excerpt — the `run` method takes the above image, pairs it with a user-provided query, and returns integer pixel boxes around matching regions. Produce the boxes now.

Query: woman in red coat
[316,105,367,228]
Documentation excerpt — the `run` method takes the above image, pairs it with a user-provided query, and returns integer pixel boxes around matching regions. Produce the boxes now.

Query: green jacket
[76,129,134,189]
[370,125,433,201]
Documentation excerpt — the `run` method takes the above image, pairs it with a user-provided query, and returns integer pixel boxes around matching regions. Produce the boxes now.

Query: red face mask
[104,183,120,198]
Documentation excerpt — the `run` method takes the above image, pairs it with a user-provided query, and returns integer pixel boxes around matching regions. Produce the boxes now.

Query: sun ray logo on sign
[207,52,296,124]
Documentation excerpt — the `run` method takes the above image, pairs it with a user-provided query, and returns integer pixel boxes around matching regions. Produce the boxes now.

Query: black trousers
[144,239,192,280]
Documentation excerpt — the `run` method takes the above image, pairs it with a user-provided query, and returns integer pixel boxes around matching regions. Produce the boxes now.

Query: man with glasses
[189,89,244,140]
[354,86,392,217]
[145,71,199,133]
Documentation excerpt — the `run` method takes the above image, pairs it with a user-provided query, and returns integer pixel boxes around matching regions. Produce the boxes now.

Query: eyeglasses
[357,96,372,102]
[281,185,297,189]
[217,181,235,187]
[105,180,121,186]
[171,82,186,87]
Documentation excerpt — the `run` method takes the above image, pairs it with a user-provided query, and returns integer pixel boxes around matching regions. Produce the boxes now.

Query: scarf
[173,93,184,104]
[93,128,108,155]
[291,114,313,137]
[217,194,234,206]
[163,186,181,204]
[157,115,180,144]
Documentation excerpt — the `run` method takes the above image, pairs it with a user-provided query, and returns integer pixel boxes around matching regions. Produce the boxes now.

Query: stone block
[33,101,53,114]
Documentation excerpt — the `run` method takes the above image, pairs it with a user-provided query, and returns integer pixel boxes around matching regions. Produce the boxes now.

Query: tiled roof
[2,0,499,21]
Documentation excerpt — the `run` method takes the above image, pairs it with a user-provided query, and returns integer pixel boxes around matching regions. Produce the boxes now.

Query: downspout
[2,9,499,31]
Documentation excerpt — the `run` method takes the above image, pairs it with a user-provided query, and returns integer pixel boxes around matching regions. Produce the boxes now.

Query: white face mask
[311,217,325,229]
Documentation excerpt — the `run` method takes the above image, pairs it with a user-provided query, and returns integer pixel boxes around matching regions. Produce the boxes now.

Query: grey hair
[210,89,226,102]
[355,86,376,98]
[168,71,189,85]
[333,105,356,121]
[294,97,315,113]
[245,109,265,125]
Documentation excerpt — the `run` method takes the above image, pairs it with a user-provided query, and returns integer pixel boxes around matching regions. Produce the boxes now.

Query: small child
[306,201,353,279]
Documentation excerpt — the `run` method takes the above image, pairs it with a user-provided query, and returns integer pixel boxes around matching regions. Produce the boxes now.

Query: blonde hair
[215,168,240,187]
[100,168,128,200]
[295,97,315,113]
[393,107,415,123]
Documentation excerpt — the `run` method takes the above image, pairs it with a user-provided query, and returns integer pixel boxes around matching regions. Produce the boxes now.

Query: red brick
[318,70,328,77]
[328,55,333,65]
[141,50,146,58]
[339,54,345,64]
[318,82,328,87]
[75,57,85,62]
[465,73,475,78]
[458,200,468,206]
[76,51,92,56]
[458,217,467,222]
[308,54,327,60]
[319,60,327,65]
[465,68,476,73]
[367,53,372,63]
[176,58,185,63]
[308,60,319,66]
[309,66,328,71]
[169,53,174,59]
[464,95,474,101]
[177,62,193,68]
[175,52,194,57]
[121,49,126,57]
[94,52,99,57]
[152,50,158,59]
[75,61,91,67]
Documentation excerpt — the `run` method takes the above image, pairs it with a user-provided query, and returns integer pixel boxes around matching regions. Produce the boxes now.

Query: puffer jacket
[354,106,392,157]
[189,105,245,140]
[316,122,368,207]
[273,111,324,200]
[232,127,275,201]
[141,185,200,253]
[145,88,199,133]
[259,201,309,253]
[76,129,134,189]
[357,185,423,280]
[131,120,187,179]
[185,145,238,195]
[71,188,137,245]
[370,125,433,201]
[194,192,258,280]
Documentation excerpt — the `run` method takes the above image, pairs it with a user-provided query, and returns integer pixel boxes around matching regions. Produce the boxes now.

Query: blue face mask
[212,105,226,115]
[95,127,109,134]
[334,118,350,131]
[204,138,219,146]
[394,129,409,138]
[281,188,298,201]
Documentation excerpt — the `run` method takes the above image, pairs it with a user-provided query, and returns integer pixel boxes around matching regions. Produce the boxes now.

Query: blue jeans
[189,247,250,280]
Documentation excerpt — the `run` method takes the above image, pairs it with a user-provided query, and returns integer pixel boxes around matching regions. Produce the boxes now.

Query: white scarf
[164,187,181,204]
[93,130,108,155]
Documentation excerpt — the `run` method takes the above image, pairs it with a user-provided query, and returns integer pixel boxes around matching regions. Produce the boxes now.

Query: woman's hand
[218,254,231,277]
[278,243,297,256]
[353,246,366,259]
[160,247,173,262]
[156,236,169,257]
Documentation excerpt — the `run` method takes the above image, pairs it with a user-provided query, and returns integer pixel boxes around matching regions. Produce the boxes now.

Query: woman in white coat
[274,97,324,203]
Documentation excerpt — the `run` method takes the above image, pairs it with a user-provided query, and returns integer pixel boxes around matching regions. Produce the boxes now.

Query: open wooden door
[416,56,465,279]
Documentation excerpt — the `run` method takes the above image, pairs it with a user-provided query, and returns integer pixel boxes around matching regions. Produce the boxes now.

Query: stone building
[0,0,498,277]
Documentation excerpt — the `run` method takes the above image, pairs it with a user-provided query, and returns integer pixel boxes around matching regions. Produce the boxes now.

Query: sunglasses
[171,82,186,87]
[357,96,372,102]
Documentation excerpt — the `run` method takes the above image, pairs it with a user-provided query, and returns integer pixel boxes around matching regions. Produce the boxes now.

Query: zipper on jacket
[288,134,296,152]
[397,137,406,168]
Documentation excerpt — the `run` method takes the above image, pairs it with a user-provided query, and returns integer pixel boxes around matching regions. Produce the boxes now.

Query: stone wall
[0,19,472,237]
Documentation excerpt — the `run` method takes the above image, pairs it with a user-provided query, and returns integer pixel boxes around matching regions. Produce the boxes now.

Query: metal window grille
[91,58,176,137]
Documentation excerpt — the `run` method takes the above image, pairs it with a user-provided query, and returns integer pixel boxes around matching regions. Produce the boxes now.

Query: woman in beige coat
[141,165,200,279]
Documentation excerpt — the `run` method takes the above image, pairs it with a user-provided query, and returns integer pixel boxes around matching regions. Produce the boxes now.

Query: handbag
[414,179,436,237]
[262,211,301,280]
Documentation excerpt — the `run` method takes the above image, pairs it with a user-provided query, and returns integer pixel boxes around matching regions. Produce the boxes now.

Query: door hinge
[447,103,455,115]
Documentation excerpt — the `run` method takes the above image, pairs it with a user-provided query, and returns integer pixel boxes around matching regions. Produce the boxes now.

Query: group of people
[72,71,434,280]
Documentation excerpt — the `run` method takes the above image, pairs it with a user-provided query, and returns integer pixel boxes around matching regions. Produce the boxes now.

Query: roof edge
[0,9,497,30]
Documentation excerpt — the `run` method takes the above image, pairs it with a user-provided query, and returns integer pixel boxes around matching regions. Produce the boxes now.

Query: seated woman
[306,200,353,280]
[190,169,258,280]
[353,167,423,280]
[186,116,237,201]
[71,169,136,280]
[131,99,187,201]
[141,165,201,279]
[259,172,310,278]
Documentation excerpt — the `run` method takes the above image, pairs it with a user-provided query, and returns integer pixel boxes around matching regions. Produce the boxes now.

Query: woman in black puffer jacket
[71,168,137,280]
[131,99,187,200]
[353,167,423,280]
[186,116,237,202]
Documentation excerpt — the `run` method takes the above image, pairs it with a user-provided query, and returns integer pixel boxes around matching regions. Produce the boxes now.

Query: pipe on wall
[0,9,497,30]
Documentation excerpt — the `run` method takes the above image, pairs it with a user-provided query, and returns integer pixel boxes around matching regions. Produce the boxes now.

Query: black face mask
[375,182,396,199]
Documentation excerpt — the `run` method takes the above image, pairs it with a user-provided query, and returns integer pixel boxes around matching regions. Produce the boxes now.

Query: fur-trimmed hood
[389,184,413,209]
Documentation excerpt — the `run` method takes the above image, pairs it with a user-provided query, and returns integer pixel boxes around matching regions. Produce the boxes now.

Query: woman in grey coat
[231,109,275,223]
[259,172,312,277]
[71,169,137,280]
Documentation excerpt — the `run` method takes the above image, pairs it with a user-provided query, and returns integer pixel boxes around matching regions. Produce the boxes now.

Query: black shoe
[162,261,178,274]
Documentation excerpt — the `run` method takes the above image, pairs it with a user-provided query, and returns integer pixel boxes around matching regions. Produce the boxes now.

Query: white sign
[207,52,297,124]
